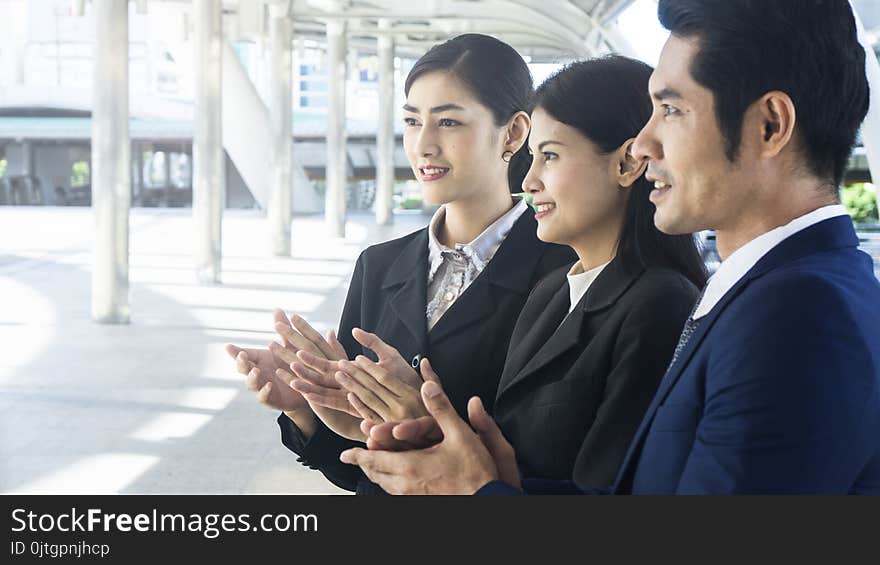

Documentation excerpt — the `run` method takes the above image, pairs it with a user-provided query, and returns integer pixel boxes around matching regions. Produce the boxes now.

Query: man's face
[633,35,753,235]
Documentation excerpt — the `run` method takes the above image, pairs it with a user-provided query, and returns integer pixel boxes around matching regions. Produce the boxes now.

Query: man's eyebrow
[402,103,466,113]
[652,87,684,102]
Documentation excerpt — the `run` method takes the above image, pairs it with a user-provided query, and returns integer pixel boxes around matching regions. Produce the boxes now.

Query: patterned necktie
[668,288,707,369]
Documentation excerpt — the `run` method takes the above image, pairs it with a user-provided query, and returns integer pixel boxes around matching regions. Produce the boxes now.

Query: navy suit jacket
[480,216,880,494]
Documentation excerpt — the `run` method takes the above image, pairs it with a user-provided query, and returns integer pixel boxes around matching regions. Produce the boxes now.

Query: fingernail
[423,381,441,398]
[339,450,352,463]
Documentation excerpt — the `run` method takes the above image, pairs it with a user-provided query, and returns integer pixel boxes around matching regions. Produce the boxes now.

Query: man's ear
[753,91,796,159]
[615,138,648,188]
[503,111,531,154]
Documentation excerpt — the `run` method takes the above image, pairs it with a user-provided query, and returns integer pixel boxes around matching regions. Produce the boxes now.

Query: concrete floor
[0,206,427,494]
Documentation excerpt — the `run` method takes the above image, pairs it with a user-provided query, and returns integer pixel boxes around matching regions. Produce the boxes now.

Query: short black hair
[405,34,534,192]
[658,0,869,187]
[535,56,708,289]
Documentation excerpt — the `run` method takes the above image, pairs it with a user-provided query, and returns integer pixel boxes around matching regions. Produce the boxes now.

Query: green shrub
[841,182,878,224]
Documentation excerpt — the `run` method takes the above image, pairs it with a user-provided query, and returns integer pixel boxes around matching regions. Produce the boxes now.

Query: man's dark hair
[658,0,870,187]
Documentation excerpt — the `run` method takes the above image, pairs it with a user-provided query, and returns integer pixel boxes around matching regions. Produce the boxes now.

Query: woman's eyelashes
[402,117,462,128]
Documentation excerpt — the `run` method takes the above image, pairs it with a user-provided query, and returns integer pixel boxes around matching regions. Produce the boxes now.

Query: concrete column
[325,19,347,237]
[268,7,293,255]
[375,19,395,225]
[193,0,225,284]
[853,3,880,185]
[91,0,130,324]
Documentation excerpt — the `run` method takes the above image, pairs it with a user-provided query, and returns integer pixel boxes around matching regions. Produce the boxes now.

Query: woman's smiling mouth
[418,166,450,181]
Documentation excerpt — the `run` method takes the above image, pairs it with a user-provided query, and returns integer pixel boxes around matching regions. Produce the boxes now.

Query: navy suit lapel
[612,215,860,492]
[428,211,546,345]
[381,230,430,353]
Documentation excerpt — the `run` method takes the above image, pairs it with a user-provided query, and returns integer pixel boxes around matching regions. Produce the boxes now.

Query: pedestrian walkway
[0,206,426,494]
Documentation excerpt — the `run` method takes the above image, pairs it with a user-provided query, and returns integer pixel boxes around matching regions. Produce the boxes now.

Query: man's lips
[649,180,672,203]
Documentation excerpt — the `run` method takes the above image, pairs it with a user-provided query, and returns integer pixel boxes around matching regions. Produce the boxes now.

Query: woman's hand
[269,313,366,442]
[336,354,431,423]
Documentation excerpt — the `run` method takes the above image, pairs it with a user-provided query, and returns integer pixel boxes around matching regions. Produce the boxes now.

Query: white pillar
[375,20,395,225]
[91,0,130,324]
[325,19,347,237]
[268,7,293,255]
[852,3,880,185]
[193,0,225,284]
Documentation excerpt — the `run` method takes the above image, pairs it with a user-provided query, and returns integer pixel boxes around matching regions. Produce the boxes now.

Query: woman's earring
[502,150,514,163]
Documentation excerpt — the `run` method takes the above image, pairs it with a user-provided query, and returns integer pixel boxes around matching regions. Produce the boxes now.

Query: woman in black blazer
[332,57,708,492]
[226,34,575,494]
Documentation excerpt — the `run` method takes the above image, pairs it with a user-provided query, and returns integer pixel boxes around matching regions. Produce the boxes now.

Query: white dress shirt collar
[427,197,527,281]
[693,204,848,319]
[566,260,609,314]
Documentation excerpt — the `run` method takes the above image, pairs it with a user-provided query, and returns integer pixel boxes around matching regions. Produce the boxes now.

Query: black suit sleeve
[276,253,369,492]
[572,277,697,490]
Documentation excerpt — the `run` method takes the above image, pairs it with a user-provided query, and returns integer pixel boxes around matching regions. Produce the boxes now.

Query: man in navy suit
[339,0,880,494]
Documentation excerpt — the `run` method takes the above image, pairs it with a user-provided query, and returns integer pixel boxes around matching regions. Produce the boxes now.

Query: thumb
[468,396,502,440]
[420,380,464,439]
[327,330,348,361]
[352,328,398,361]
[419,357,442,384]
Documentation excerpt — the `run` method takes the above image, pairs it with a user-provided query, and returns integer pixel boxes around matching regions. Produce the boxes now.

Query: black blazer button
[411,354,422,368]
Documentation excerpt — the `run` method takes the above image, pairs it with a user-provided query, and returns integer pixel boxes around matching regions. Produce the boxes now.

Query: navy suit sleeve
[277,253,369,492]
[675,274,878,494]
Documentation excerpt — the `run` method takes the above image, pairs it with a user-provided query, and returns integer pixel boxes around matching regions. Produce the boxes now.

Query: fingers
[335,364,392,418]
[233,350,255,375]
[225,344,242,359]
[256,381,273,406]
[327,330,348,361]
[365,421,402,450]
[468,396,505,440]
[245,367,264,392]
[420,357,442,384]
[392,417,443,447]
[291,360,340,390]
[268,341,298,366]
[352,328,401,361]
[295,350,341,387]
[290,314,339,360]
[419,379,465,440]
[273,309,293,346]
[301,388,360,417]
[348,392,383,423]
[352,356,410,397]
[275,367,299,388]
[338,448,403,493]
[468,396,519,488]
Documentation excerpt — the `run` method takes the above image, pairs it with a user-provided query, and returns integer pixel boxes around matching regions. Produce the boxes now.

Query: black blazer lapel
[428,211,546,345]
[497,255,644,397]
[496,282,572,395]
[381,229,430,352]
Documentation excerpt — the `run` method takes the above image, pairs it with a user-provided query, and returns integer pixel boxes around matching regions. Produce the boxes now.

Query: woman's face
[402,71,510,206]
[524,107,629,247]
